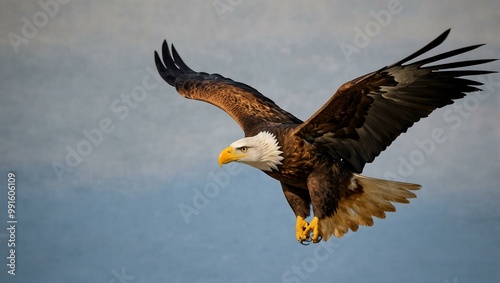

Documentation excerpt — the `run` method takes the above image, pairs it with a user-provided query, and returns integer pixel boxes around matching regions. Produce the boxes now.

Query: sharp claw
[299,235,312,245]
[304,216,323,244]
[313,235,322,243]
[296,216,310,244]
[296,216,324,244]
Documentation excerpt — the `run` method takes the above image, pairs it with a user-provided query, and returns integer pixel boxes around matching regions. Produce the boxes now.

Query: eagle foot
[296,216,310,244]
[303,217,323,243]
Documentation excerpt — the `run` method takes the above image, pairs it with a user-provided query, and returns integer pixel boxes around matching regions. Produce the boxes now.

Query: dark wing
[154,41,302,136]
[292,29,496,173]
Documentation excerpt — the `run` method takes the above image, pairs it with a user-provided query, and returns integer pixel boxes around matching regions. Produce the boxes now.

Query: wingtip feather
[171,44,195,73]
[391,29,451,66]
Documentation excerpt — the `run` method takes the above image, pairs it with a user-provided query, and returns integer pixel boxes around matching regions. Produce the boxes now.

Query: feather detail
[321,174,420,240]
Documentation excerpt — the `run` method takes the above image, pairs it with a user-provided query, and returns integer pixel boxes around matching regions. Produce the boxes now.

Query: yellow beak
[218,146,245,167]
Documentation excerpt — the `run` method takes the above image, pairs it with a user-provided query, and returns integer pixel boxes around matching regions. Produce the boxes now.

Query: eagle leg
[281,183,312,244]
[304,216,323,243]
[296,216,310,244]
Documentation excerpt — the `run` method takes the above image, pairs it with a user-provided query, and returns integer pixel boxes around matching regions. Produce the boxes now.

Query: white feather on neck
[230,131,284,171]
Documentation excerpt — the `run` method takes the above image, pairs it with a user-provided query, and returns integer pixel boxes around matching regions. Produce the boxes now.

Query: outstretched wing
[154,41,302,136]
[292,29,496,173]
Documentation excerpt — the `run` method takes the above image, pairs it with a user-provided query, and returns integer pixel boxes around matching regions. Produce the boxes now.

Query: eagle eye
[239,146,248,153]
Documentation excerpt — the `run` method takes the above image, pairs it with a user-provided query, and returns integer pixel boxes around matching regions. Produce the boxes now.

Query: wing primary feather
[161,41,179,72]
[155,40,201,87]
[171,44,195,73]
[154,51,175,86]
[436,69,497,75]
[410,44,487,67]
[292,29,496,173]
[390,29,451,66]
[154,40,186,87]
[154,40,303,134]
[424,59,497,70]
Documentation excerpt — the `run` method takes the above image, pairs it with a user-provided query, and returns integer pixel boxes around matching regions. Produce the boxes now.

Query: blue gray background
[1,1,499,282]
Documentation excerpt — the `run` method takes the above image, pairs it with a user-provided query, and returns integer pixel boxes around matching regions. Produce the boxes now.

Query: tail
[321,174,420,241]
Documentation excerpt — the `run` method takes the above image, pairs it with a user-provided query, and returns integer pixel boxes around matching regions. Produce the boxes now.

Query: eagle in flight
[154,30,495,244]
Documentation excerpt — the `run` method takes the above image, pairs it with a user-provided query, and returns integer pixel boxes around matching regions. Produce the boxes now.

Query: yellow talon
[295,216,309,243]
[304,217,323,243]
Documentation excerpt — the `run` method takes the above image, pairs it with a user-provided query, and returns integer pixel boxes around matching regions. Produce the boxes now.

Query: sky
[0,1,499,282]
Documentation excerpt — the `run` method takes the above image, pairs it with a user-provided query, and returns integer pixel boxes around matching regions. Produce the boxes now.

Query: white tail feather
[321,174,420,241]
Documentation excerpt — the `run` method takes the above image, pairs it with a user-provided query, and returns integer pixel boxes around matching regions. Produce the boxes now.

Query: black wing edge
[153,40,292,108]
[387,29,497,74]
[154,40,198,86]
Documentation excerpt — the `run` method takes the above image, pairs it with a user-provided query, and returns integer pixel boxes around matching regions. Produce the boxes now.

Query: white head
[218,131,284,171]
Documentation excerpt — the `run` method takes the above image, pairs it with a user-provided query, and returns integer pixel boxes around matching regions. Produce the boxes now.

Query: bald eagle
[154,30,495,244]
